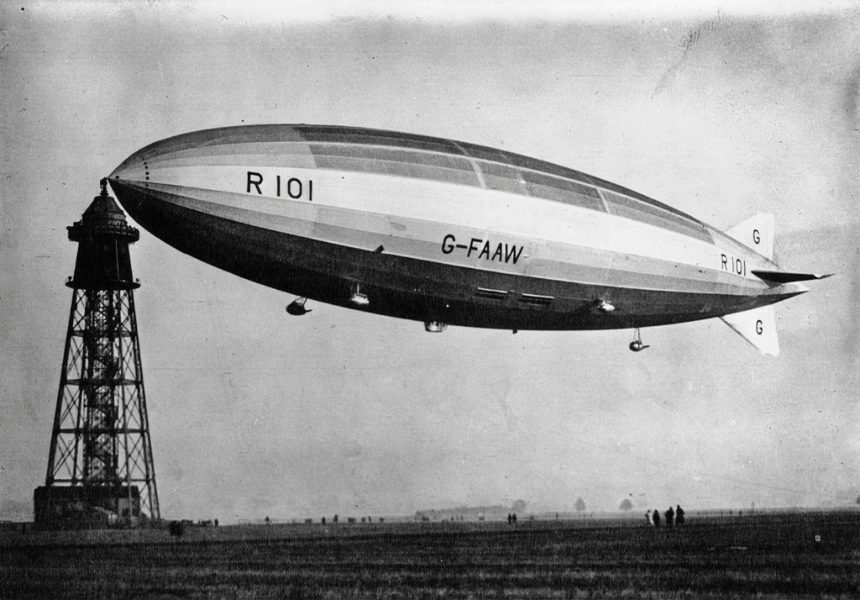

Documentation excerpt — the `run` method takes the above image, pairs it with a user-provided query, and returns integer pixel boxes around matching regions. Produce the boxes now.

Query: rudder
[720,305,779,357]
[726,213,775,260]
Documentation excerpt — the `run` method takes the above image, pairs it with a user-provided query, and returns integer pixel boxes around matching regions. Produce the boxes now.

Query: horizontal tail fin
[720,305,779,357]
[752,270,833,284]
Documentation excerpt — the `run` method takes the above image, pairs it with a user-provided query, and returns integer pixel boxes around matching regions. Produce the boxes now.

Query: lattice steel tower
[35,180,159,527]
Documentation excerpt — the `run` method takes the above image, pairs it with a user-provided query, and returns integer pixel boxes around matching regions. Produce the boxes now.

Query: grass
[1,511,858,598]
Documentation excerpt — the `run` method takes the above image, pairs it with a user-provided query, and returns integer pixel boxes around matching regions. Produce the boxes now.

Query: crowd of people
[646,505,685,528]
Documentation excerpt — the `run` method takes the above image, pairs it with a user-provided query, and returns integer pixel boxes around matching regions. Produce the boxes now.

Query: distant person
[168,520,184,538]
[507,513,512,525]
[676,505,685,526]
[665,506,675,528]
[645,510,652,525]
[652,509,661,529]
[512,513,517,526]
[265,516,270,526]
[321,516,326,525]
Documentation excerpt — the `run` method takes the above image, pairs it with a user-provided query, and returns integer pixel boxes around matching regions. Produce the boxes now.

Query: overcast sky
[1,2,858,522]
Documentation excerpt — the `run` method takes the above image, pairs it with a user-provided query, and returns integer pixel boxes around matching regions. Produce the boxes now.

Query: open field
[2,510,859,599]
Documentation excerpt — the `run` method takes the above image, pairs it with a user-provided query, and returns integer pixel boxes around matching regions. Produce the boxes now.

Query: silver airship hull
[108,125,808,334]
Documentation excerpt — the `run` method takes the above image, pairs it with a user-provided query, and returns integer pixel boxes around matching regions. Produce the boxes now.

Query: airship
[107,125,829,356]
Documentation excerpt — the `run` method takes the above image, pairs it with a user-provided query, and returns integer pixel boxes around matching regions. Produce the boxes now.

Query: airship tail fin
[726,212,775,260]
[720,305,779,357]
[751,270,832,284]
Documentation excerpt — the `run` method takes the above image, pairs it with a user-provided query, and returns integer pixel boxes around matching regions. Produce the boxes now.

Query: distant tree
[619,498,633,511]
[512,499,527,514]
[575,497,586,512]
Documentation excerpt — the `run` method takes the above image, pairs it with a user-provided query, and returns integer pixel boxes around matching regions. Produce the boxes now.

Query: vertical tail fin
[726,212,775,260]
[720,305,779,357]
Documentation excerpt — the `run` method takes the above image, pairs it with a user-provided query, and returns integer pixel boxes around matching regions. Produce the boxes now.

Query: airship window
[482,174,525,194]
[518,157,592,184]
[458,143,515,165]
[310,144,474,172]
[460,142,598,187]
[475,161,605,212]
[309,143,482,186]
[602,190,712,243]
[297,127,461,155]
[589,174,701,222]
[475,162,525,194]
[314,155,481,187]
[526,182,605,212]
[522,171,601,199]
[478,161,520,178]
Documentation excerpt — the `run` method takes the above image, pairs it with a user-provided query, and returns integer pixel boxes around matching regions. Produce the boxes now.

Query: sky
[1,1,858,522]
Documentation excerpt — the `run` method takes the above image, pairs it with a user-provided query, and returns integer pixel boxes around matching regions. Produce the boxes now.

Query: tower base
[33,485,143,530]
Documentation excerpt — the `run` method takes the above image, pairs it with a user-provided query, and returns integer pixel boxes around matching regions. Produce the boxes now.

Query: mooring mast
[35,180,159,528]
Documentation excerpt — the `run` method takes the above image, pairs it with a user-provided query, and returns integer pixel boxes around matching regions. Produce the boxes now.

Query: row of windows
[192,125,703,233]
[309,143,607,212]
[314,154,481,188]
[297,126,703,223]
[296,126,461,156]
[458,140,603,195]
[295,126,604,194]
[307,142,710,241]
[193,126,698,243]
[311,143,476,173]
[600,190,713,243]
[298,126,601,191]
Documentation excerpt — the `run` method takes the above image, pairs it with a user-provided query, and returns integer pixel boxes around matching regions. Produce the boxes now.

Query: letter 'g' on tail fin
[726,212,775,260]
[720,305,779,357]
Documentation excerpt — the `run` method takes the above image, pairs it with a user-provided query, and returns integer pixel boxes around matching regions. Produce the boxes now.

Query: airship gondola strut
[629,328,650,352]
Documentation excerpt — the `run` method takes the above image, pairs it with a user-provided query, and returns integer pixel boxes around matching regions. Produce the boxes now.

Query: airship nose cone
[107,141,163,231]
[109,150,149,185]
